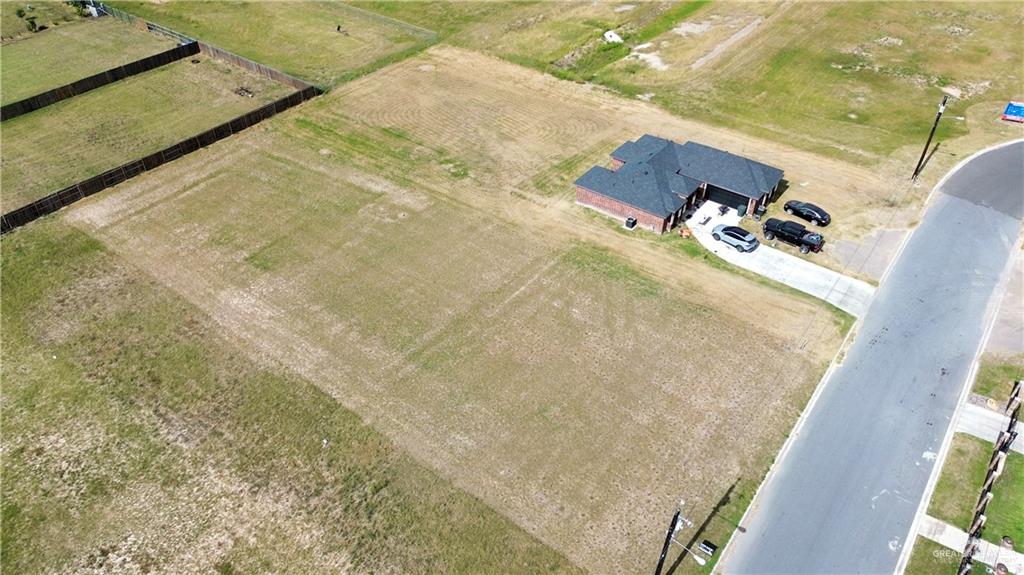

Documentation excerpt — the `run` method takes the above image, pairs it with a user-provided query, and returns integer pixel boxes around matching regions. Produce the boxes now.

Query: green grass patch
[0,55,290,210]
[1,0,78,38]
[903,537,959,575]
[563,242,661,298]
[0,16,175,105]
[110,1,435,89]
[1,218,581,574]
[928,433,1023,547]
[973,354,1024,405]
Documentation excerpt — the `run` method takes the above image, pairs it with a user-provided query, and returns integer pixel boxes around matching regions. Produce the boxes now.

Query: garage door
[706,186,747,210]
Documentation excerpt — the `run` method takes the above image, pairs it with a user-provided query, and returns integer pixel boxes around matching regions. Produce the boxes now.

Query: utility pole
[654,501,704,575]
[912,95,949,180]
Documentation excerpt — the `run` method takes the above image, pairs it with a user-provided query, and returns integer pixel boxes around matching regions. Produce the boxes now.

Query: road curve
[721,140,1024,574]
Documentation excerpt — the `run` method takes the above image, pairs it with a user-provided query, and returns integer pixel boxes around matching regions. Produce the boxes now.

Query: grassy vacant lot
[0,0,78,38]
[928,433,1023,547]
[1,218,579,575]
[64,46,850,574]
[973,353,1024,405]
[109,1,435,87]
[1,16,175,105]
[0,54,290,210]
[597,2,1024,164]
[903,537,959,575]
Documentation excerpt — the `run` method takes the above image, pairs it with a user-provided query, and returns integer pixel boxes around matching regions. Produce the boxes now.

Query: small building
[575,134,784,233]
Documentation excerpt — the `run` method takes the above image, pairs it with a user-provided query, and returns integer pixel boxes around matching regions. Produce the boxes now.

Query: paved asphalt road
[723,140,1023,574]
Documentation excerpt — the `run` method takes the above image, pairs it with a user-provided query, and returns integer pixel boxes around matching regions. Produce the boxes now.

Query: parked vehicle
[762,218,824,254]
[784,200,831,226]
[712,225,759,252]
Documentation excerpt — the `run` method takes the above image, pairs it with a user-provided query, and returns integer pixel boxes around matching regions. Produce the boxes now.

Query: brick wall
[575,186,668,233]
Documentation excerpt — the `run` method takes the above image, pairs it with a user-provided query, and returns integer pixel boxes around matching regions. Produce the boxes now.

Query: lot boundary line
[0,42,199,121]
[0,85,318,234]
[1,2,326,234]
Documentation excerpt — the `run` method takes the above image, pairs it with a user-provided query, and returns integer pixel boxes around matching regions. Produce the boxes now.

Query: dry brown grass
[60,47,855,573]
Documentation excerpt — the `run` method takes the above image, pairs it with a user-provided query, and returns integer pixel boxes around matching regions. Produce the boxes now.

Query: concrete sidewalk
[919,515,1024,573]
[686,201,876,316]
[956,403,1024,454]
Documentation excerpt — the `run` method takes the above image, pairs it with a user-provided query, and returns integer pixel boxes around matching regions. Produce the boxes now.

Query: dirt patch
[692,16,763,70]
[831,228,908,281]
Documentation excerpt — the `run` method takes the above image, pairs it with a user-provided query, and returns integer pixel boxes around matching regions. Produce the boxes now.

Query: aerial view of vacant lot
[2,2,1021,574]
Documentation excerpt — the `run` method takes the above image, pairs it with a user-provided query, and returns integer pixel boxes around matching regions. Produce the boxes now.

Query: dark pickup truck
[762,218,825,254]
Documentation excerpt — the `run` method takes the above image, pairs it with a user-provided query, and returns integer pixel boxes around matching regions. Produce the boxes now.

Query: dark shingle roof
[575,164,698,218]
[612,135,784,200]
[580,135,784,217]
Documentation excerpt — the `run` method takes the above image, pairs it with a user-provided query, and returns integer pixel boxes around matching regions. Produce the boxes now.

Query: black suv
[763,218,825,254]
[784,200,831,226]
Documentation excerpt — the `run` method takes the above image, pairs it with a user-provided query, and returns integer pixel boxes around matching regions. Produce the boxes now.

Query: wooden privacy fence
[0,86,319,234]
[0,42,200,121]
[197,42,313,91]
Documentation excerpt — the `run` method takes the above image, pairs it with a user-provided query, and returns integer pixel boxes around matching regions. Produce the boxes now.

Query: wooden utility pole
[912,95,949,180]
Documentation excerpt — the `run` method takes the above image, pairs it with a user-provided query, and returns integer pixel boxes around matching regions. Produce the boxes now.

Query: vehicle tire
[713,233,721,241]
[800,245,810,254]
[785,207,794,215]
[735,244,743,252]
[811,219,820,226]
[764,232,775,240]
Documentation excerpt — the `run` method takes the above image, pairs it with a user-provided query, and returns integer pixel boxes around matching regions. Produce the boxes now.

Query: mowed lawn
[108,1,435,87]
[1,218,580,575]
[65,47,846,574]
[596,1,1024,163]
[0,54,290,211]
[0,0,78,38]
[0,16,175,105]
[927,433,1023,547]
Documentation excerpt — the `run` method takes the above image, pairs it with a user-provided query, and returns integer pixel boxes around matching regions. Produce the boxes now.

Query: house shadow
[769,179,791,204]
[665,480,740,575]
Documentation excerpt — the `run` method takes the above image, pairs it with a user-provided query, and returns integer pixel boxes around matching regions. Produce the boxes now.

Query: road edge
[715,138,1023,574]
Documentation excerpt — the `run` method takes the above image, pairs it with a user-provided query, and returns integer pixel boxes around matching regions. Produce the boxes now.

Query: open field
[927,433,1023,547]
[59,46,855,574]
[1,218,580,575]
[597,1,1024,164]
[109,1,435,88]
[0,0,78,38]
[0,16,175,105]
[0,54,290,211]
[904,537,959,575]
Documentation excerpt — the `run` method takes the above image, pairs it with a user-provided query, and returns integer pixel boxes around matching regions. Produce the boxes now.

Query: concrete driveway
[686,201,876,316]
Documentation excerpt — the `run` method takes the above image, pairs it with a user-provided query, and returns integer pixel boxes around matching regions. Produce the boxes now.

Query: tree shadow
[665,480,739,575]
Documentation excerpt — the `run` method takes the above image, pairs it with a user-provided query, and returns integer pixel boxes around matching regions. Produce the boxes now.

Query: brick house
[575,135,785,233]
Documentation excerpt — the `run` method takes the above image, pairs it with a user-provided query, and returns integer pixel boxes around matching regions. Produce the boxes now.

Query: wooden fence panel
[0,42,199,121]
[1,86,320,234]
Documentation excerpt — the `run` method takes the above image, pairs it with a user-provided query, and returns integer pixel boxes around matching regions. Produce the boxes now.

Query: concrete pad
[832,227,908,281]
[686,201,876,316]
[919,515,1024,573]
[955,403,1024,454]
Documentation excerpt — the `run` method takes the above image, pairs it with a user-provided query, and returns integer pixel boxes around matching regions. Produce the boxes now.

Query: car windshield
[725,226,748,236]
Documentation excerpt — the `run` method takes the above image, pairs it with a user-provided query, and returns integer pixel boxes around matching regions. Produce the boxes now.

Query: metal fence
[0,86,320,234]
[197,42,313,91]
[1,42,199,121]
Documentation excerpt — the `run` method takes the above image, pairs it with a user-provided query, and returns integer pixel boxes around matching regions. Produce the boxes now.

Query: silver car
[712,224,759,252]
